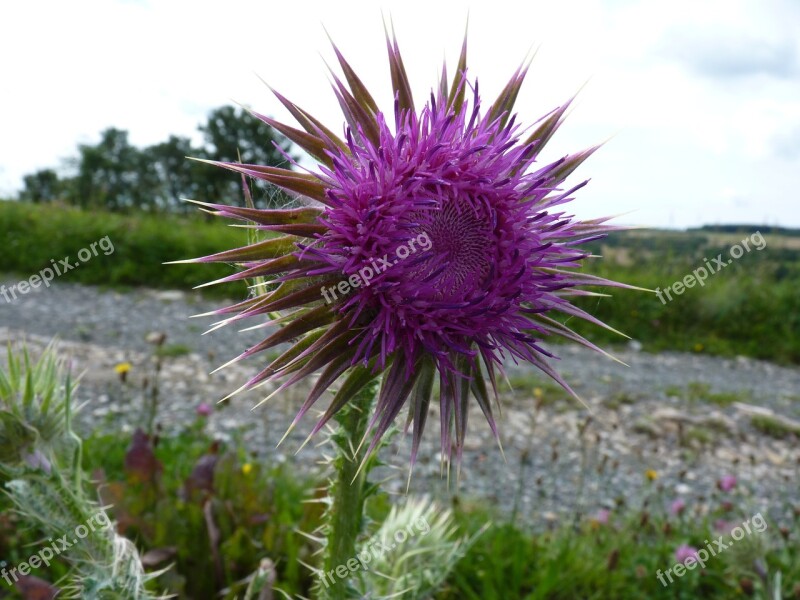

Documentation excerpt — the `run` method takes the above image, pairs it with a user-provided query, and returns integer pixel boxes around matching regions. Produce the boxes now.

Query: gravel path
[2,276,799,527]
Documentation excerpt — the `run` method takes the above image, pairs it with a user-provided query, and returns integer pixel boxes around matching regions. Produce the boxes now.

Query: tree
[145,135,202,212]
[70,128,159,211]
[20,169,62,203]
[16,106,298,212]
[196,106,297,207]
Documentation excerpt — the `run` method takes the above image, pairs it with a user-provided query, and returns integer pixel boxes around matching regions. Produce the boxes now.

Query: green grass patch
[2,419,797,599]
[751,414,800,439]
[155,343,192,358]
[665,381,750,406]
[0,200,249,298]
[442,504,796,600]
[567,230,800,364]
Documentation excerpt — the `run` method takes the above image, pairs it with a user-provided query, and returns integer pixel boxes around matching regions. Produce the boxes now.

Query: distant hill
[692,224,800,236]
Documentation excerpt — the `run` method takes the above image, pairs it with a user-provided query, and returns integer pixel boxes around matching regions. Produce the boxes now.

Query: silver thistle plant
[353,496,480,599]
[0,344,167,599]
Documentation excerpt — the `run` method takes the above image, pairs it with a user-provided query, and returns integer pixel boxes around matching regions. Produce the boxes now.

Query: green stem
[320,380,378,600]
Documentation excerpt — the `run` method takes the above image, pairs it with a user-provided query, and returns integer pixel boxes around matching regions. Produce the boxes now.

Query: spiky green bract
[189,29,633,471]
[354,497,479,599]
[0,345,167,599]
[0,342,73,469]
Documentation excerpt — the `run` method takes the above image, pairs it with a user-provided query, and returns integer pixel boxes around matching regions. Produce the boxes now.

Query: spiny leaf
[249,110,334,167]
[269,86,350,153]
[167,236,296,264]
[309,361,381,438]
[410,355,435,465]
[240,278,338,315]
[190,159,331,204]
[185,200,323,226]
[470,360,497,438]
[328,40,379,114]
[522,98,574,153]
[487,63,529,129]
[236,303,335,362]
[448,32,468,114]
[290,350,356,431]
[385,25,415,114]
[330,75,381,146]
[243,329,326,390]
[546,145,601,183]
[194,254,306,289]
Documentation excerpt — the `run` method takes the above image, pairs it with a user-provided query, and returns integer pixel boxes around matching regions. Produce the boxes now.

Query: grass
[603,391,641,409]
[0,200,248,299]
[3,420,797,599]
[498,372,573,408]
[751,415,800,439]
[155,343,192,358]
[81,424,317,598]
[569,229,800,364]
[444,508,797,600]
[665,382,751,406]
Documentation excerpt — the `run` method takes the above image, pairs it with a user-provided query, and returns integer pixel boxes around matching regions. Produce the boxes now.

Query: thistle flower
[180,28,631,469]
[674,544,700,565]
[670,498,687,516]
[590,508,611,529]
[718,474,737,492]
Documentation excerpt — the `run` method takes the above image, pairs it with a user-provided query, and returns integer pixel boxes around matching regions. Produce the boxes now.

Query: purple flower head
[196,402,212,418]
[670,498,687,516]
[718,475,737,492]
[594,508,611,524]
[674,544,699,565]
[180,28,632,470]
[714,519,733,534]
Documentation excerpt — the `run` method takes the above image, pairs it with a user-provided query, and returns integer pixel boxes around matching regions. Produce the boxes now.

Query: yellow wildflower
[114,362,132,382]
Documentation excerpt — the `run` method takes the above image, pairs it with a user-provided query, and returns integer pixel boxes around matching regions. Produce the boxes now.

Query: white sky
[1,0,798,228]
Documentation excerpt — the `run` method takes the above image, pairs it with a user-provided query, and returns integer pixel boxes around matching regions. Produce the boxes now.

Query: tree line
[18,106,295,212]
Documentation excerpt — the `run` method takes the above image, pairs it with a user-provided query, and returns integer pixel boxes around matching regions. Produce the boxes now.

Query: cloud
[660,27,799,79]
[772,125,800,160]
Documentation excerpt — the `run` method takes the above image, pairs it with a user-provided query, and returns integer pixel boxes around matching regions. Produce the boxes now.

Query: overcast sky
[1,0,798,228]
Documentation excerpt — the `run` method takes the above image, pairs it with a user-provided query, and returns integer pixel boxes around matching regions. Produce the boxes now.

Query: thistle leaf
[248,108,333,167]
[447,32,468,114]
[328,41,379,114]
[190,159,331,204]
[167,235,296,264]
[385,26,415,115]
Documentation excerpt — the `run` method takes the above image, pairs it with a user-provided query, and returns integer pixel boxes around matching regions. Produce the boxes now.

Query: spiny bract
[181,29,631,470]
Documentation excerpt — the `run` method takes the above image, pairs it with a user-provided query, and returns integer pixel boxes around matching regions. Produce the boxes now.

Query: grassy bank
[0,200,247,298]
[571,229,800,364]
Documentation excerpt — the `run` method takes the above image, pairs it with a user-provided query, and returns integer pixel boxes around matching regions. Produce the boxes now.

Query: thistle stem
[320,380,378,600]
